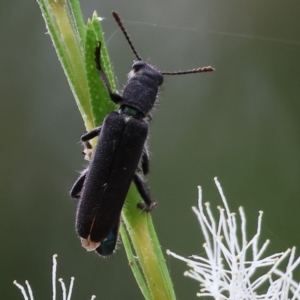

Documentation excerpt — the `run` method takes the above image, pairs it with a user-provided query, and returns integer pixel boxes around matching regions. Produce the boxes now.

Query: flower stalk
[14,255,95,300]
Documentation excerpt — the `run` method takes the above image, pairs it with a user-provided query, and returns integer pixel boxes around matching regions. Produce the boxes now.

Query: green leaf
[69,0,86,42]
[123,187,177,300]
[36,0,93,130]
[120,225,151,300]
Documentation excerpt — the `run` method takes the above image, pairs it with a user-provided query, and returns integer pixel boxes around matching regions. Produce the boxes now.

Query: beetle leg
[95,42,123,104]
[80,127,102,160]
[81,126,102,143]
[70,168,88,198]
[141,145,150,175]
[133,173,157,212]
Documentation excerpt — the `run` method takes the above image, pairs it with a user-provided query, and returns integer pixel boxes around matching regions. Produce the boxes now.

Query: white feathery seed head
[167,178,300,299]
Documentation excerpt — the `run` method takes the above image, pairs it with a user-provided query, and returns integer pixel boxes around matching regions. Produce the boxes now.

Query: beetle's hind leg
[70,168,88,198]
[133,173,157,212]
[71,127,102,198]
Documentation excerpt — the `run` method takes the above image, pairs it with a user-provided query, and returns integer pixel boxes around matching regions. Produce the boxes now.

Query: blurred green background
[1,0,300,299]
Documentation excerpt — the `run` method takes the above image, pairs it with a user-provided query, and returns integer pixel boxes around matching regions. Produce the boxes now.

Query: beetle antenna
[112,11,142,61]
[161,66,215,75]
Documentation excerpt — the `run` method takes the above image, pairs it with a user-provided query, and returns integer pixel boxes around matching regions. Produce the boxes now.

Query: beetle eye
[132,60,145,72]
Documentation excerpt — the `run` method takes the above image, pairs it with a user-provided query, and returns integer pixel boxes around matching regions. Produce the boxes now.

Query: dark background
[1,0,300,299]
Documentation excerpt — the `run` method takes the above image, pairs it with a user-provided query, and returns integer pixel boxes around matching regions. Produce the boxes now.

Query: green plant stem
[36,1,176,299]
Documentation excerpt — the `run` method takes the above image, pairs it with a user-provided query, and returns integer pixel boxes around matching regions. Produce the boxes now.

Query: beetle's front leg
[95,42,123,104]
[80,126,102,160]
[81,126,102,144]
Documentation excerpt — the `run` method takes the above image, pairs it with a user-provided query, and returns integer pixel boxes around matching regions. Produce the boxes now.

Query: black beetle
[70,11,214,257]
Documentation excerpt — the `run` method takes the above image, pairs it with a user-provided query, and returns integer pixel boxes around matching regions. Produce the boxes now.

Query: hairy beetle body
[70,11,214,257]
[75,112,148,254]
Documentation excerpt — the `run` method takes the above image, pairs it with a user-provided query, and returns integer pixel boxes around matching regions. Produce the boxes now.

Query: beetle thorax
[121,61,163,117]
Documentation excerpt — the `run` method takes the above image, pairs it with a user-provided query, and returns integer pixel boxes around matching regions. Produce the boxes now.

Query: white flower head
[14,255,96,300]
[167,178,300,299]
